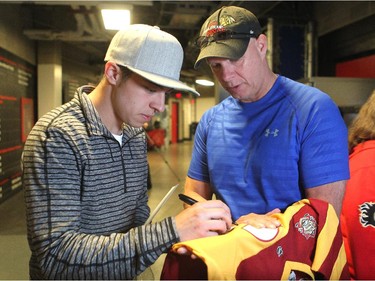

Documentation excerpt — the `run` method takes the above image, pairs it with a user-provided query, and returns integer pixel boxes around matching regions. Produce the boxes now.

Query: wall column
[37,41,62,118]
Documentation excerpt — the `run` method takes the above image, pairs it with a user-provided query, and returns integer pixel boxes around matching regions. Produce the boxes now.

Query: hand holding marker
[178,193,238,226]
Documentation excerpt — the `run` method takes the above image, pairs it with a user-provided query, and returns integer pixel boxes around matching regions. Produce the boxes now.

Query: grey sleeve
[22,124,180,279]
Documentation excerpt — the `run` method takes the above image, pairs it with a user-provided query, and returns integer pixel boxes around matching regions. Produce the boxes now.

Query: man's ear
[256,34,268,57]
[104,62,122,85]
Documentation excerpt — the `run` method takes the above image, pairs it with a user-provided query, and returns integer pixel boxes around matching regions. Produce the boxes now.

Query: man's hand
[235,208,281,228]
[175,200,233,241]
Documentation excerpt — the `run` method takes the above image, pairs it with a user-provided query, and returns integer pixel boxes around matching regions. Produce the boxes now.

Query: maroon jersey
[161,199,349,280]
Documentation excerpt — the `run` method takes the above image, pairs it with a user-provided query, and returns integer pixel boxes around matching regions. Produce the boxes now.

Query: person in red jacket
[147,120,166,150]
[341,91,375,280]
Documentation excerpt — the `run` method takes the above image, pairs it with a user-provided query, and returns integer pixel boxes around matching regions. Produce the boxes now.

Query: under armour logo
[265,128,279,137]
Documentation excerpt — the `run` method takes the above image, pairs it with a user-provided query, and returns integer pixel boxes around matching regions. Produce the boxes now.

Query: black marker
[178,193,238,226]
[178,193,198,205]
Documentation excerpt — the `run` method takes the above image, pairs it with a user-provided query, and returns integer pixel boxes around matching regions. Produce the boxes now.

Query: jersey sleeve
[161,199,349,280]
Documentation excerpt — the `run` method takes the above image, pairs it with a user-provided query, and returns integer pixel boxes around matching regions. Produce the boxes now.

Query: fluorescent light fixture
[101,9,131,30]
[195,79,214,86]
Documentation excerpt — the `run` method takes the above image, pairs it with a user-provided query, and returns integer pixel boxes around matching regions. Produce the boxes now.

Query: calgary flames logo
[359,202,375,228]
[295,213,317,240]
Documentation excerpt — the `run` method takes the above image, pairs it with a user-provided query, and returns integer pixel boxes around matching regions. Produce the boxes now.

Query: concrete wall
[314,1,375,36]
[0,4,35,64]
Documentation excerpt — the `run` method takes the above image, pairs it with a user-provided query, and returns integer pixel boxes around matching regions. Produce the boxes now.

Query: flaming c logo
[359,202,375,228]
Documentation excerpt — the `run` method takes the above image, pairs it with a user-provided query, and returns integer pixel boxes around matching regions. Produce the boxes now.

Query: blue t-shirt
[188,76,349,220]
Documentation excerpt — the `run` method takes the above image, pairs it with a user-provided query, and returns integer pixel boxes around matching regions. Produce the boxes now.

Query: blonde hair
[348,90,375,154]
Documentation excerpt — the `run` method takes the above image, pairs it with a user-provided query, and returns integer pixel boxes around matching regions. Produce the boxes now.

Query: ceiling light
[195,79,214,86]
[101,9,131,30]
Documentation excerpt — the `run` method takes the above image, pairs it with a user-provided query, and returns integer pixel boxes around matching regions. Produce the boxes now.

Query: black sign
[0,47,36,202]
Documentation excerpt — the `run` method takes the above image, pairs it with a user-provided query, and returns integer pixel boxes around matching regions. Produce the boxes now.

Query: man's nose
[151,92,165,113]
[217,63,234,83]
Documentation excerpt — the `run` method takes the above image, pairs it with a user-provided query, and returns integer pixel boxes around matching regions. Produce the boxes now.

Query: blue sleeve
[187,112,211,183]
[299,92,349,188]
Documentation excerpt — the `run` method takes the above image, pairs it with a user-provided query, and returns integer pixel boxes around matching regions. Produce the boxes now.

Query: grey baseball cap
[195,6,262,68]
[105,24,199,96]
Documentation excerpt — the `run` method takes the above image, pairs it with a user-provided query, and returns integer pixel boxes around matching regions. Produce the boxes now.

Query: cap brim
[126,66,200,96]
[194,39,249,69]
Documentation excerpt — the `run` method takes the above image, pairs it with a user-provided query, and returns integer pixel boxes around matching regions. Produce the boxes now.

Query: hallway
[0,141,194,280]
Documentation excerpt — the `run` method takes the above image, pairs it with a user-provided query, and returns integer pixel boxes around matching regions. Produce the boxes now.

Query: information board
[0,47,36,202]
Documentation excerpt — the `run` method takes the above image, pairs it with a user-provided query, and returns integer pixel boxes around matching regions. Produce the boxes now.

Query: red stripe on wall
[336,54,375,78]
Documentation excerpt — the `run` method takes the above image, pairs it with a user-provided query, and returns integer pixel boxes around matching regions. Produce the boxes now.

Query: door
[171,102,179,143]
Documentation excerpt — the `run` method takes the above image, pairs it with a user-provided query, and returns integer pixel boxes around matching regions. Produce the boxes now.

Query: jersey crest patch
[295,213,317,239]
[359,202,375,228]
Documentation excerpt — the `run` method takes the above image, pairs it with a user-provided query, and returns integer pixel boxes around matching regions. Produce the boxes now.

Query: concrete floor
[0,141,193,280]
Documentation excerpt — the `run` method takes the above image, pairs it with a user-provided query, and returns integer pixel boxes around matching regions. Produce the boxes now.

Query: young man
[184,6,349,228]
[22,24,232,280]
